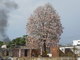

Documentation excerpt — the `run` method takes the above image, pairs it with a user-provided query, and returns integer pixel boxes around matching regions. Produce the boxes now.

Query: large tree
[27,3,63,56]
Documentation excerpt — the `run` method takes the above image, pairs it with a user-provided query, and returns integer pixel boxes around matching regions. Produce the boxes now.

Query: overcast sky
[7,0,80,45]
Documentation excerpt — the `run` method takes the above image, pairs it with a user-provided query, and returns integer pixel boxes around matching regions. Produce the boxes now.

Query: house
[10,46,40,57]
[59,46,75,57]
[73,40,80,46]
[11,40,80,57]
[59,40,80,57]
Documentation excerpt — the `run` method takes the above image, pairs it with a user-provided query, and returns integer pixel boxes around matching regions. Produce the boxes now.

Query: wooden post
[30,49,32,57]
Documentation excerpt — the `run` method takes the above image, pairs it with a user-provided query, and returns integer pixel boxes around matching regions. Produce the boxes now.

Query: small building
[73,40,80,46]
[11,46,40,57]
[59,46,75,57]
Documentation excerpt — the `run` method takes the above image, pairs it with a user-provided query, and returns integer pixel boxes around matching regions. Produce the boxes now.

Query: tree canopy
[7,35,27,48]
[27,3,63,47]
[0,41,4,47]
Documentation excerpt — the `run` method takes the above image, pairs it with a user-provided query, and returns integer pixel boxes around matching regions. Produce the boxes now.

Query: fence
[12,57,78,60]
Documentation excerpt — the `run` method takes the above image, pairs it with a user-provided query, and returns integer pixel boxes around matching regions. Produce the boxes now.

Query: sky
[7,0,80,45]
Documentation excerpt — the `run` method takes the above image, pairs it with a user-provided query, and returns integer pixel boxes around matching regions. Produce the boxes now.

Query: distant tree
[7,35,27,48]
[27,3,63,56]
[0,41,4,47]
